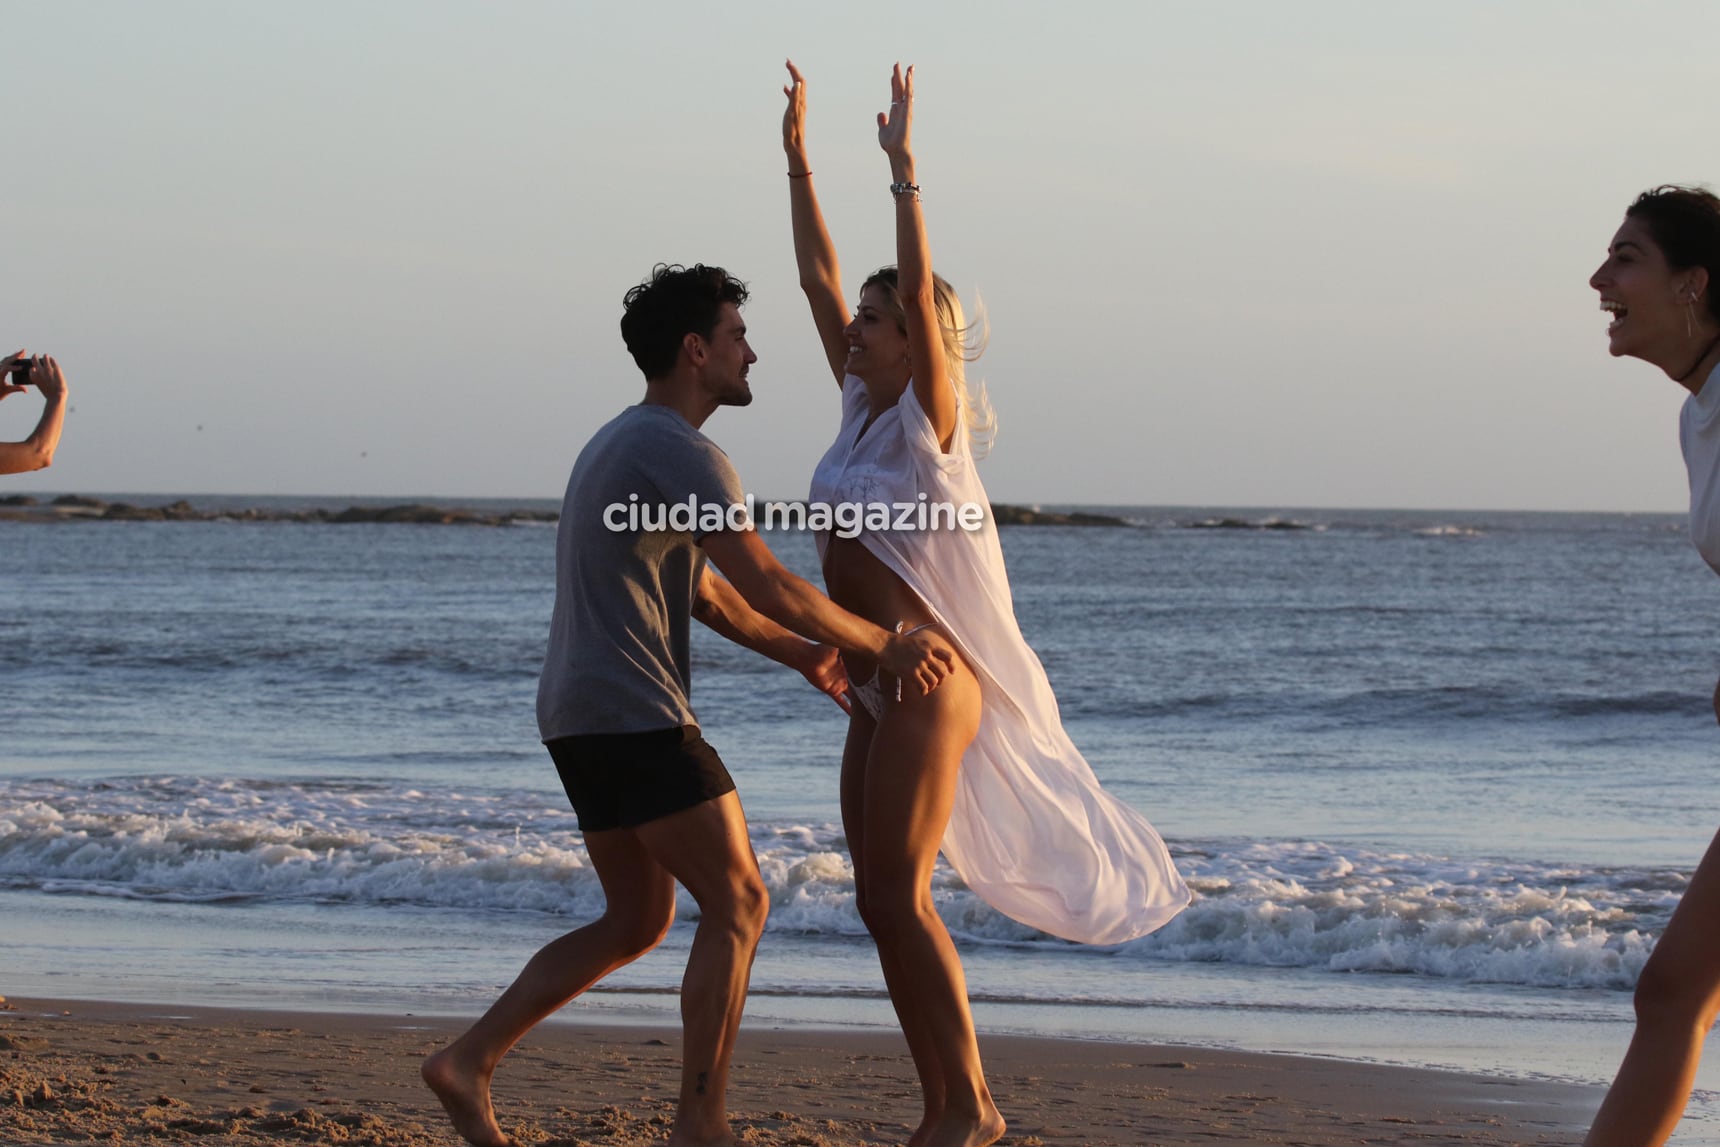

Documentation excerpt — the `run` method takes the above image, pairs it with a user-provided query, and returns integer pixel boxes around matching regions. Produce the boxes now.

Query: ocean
[5,500,1720,1137]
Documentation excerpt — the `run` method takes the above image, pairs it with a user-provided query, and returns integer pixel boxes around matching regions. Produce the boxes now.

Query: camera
[8,355,37,387]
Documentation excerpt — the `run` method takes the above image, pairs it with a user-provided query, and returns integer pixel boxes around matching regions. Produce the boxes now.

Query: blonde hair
[861,267,995,458]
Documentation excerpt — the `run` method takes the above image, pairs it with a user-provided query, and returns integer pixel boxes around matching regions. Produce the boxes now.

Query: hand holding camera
[0,348,68,474]
[3,352,37,395]
[1,350,66,401]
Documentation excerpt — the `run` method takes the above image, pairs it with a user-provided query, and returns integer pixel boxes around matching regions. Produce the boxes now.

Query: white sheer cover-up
[810,375,1191,944]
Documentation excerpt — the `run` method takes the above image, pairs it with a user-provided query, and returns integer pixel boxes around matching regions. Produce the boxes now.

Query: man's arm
[694,565,851,711]
[698,528,956,696]
[0,354,67,476]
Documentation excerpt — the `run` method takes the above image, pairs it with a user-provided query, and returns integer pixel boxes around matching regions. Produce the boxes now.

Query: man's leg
[423,829,679,1147]
[632,790,769,1147]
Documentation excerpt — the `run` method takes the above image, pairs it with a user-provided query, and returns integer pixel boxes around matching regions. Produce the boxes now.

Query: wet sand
[0,995,1597,1145]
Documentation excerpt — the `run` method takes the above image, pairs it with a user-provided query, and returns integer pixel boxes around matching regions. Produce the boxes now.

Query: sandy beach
[0,995,1597,1146]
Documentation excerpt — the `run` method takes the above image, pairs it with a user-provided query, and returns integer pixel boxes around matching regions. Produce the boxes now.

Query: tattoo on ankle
[696,1071,708,1096]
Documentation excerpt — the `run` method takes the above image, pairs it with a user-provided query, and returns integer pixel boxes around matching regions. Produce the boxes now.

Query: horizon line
[0,490,1690,518]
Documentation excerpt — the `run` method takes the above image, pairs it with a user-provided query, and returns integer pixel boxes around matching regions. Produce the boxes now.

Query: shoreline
[0,995,1599,1145]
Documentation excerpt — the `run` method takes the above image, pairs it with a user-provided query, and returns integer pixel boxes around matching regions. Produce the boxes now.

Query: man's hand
[796,643,852,714]
[880,625,958,696]
[700,530,955,692]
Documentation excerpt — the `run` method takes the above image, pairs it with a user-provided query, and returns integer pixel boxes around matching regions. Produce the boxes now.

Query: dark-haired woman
[1586,185,1720,1147]
[781,62,1190,1147]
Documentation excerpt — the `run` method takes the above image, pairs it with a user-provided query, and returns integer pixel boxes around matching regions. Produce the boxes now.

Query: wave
[1110,684,1704,726]
[22,636,540,683]
[1316,685,1702,723]
[1149,841,1660,990]
[0,777,1677,994]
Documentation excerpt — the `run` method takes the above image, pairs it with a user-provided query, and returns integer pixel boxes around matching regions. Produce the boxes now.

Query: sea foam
[0,776,1671,993]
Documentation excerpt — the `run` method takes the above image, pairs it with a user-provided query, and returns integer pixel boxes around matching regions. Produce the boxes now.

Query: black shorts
[546,725,735,833]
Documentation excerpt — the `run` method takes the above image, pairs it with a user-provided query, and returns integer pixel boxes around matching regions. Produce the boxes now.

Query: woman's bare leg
[841,706,949,1143]
[858,665,1002,1147]
[1585,825,1720,1147]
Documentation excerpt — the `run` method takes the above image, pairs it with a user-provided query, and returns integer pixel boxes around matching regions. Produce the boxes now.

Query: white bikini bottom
[849,622,937,721]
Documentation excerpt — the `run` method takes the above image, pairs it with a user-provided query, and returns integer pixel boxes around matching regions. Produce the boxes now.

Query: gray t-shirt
[536,404,748,739]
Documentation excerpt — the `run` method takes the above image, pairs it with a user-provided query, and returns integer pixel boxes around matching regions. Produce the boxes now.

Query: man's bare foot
[421,1046,514,1147]
[920,1107,1005,1147]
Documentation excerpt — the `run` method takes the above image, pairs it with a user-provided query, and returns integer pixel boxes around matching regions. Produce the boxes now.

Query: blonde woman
[782,62,1190,1147]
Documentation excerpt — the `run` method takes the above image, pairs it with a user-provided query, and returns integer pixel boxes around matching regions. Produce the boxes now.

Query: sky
[0,0,1713,511]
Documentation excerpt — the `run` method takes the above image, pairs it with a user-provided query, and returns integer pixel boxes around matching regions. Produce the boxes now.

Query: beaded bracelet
[889,181,921,201]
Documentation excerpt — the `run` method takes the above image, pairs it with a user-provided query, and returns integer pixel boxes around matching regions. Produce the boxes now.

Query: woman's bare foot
[921,1107,1005,1147]
[421,1046,514,1147]
[664,1130,739,1147]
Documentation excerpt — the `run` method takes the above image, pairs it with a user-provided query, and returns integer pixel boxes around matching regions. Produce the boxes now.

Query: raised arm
[783,60,852,386]
[878,64,957,451]
[0,353,68,476]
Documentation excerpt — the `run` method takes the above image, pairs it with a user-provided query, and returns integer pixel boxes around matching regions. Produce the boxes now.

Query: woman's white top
[1681,364,1720,573]
[809,374,1191,944]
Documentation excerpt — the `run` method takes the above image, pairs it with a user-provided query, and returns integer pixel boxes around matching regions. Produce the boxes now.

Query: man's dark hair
[620,263,750,379]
